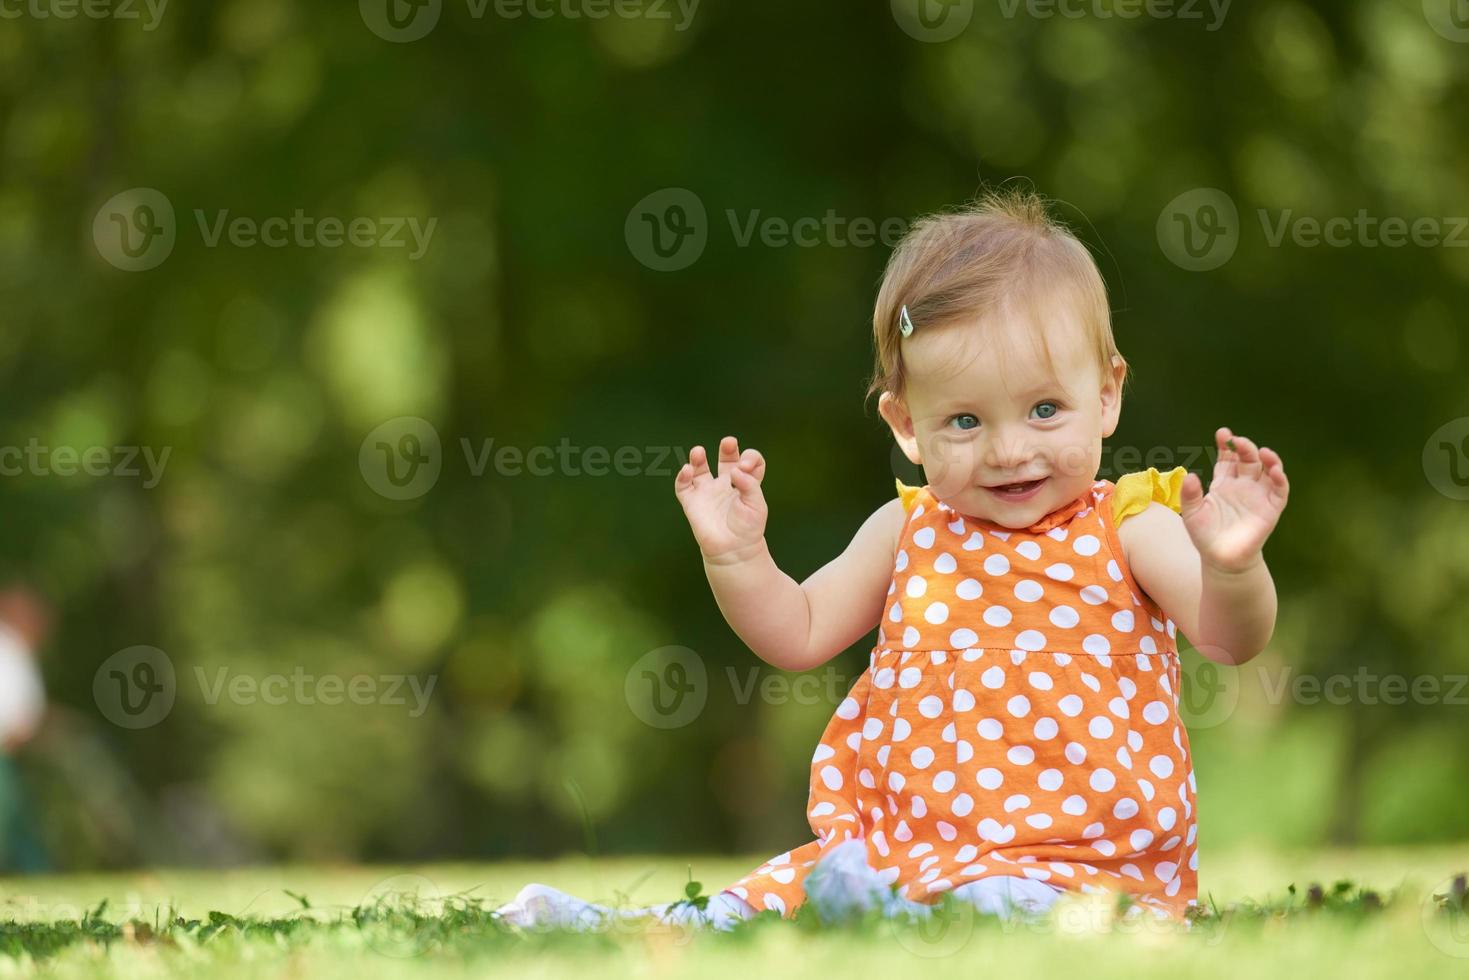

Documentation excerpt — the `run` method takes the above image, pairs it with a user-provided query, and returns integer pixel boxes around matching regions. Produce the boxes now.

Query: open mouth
[985,478,1047,501]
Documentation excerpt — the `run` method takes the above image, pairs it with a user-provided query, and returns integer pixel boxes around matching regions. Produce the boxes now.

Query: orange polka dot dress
[720,467,1199,921]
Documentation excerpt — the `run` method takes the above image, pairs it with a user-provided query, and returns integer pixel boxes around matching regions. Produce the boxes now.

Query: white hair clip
[899,305,914,337]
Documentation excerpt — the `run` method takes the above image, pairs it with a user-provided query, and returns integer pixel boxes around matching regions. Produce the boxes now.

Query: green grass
[1,845,1467,978]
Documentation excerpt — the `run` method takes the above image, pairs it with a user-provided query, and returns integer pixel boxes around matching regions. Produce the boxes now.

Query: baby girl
[496,187,1289,932]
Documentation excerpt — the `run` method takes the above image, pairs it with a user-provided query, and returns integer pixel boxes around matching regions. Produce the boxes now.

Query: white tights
[496,837,1062,932]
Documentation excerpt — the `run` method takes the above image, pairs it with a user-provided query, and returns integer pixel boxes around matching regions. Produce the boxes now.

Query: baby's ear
[1100,354,1126,438]
[878,391,922,466]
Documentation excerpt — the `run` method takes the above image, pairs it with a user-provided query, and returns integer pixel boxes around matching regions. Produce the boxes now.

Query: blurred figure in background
[0,586,52,873]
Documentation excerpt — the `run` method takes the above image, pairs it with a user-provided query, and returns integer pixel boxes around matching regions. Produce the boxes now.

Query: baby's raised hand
[1179,427,1290,573]
[674,436,769,562]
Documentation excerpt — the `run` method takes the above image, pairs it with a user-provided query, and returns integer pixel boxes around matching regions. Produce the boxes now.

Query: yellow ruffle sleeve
[894,478,924,513]
[1111,465,1187,528]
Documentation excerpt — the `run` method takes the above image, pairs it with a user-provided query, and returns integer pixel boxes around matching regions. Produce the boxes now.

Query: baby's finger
[687,444,713,481]
[739,447,766,482]
[1230,434,1263,476]
[716,435,741,480]
[1213,427,1236,479]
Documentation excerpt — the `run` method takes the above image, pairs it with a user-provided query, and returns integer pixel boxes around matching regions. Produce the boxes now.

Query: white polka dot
[1038,768,1063,791]
[933,553,957,574]
[1080,585,1109,605]
[951,793,974,816]
[894,550,909,572]
[983,554,1010,576]
[1049,605,1080,629]
[983,605,1013,627]
[1108,697,1130,719]
[924,602,949,625]
[1007,694,1031,717]
[933,770,956,792]
[956,578,982,600]
[1113,797,1139,819]
[1014,579,1044,602]
[836,697,860,719]
[976,768,1003,789]
[911,746,935,768]
[952,688,975,711]
[1112,610,1135,632]
[950,628,978,648]
[892,718,912,740]
[1158,807,1177,830]
[899,666,922,688]
[906,575,927,598]
[873,667,895,689]
[1082,633,1110,655]
[913,527,935,549]
[1061,795,1087,815]
[962,532,985,551]
[889,602,902,623]
[1072,534,1100,556]
[863,717,883,740]
[981,665,1006,689]
[1015,540,1042,560]
[1107,559,1123,582]
[1015,629,1046,651]
[1026,813,1053,829]
[1044,563,1074,581]
[1130,829,1154,852]
[977,718,1003,740]
[1150,755,1174,778]
[1140,635,1158,654]
[821,766,843,790]
[1033,717,1059,740]
[918,695,944,718]
[1007,745,1035,765]
[1057,695,1084,717]
[1142,701,1170,725]
[1027,671,1053,691]
[1089,768,1115,792]
[902,626,920,648]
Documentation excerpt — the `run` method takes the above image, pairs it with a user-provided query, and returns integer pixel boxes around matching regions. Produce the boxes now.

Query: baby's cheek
[923,440,979,497]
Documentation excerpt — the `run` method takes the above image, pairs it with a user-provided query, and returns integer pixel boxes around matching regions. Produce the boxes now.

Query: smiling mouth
[985,477,1047,498]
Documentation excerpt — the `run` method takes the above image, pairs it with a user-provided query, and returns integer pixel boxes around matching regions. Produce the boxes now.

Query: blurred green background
[0,0,1467,877]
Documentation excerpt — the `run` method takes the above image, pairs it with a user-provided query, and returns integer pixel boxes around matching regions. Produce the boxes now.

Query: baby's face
[880,300,1124,528]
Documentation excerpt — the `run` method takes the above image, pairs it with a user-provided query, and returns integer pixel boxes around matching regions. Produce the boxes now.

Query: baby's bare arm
[702,498,906,673]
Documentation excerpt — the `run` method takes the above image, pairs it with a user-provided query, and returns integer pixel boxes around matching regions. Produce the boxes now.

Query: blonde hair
[866,184,1129,405]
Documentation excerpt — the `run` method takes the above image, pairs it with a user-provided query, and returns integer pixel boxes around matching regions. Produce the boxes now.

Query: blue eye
[948,414,979,430]
[1033,401,1060,420]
